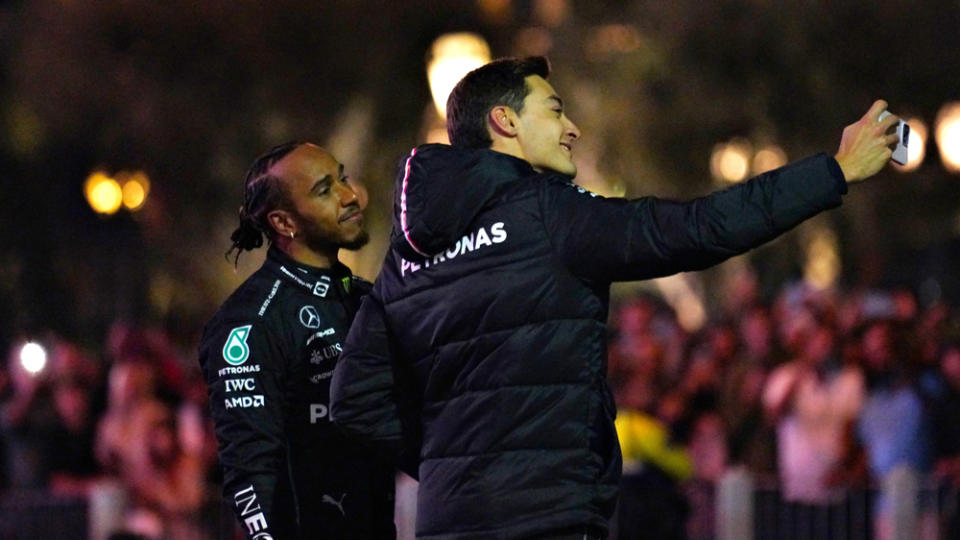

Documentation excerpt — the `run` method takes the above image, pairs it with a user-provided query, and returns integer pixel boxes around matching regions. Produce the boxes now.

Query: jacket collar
[264,245,353,298]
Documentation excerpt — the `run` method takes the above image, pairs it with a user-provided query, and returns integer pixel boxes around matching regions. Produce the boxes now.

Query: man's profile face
[271,144,369,252]
[513,75,581,176]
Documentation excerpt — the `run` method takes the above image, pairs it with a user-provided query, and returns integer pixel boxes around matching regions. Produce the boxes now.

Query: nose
[565,116,581,140]
[336,182,359,206]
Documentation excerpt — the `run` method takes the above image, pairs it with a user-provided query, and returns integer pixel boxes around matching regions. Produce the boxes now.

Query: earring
[289,231,295,239]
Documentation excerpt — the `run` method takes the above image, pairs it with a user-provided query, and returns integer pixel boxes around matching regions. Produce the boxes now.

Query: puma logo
[321,493,346,517]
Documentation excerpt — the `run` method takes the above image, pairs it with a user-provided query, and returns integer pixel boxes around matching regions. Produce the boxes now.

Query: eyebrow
[309,164,345,193]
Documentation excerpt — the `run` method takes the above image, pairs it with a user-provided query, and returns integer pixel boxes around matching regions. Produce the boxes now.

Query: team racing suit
[199,246,396,539]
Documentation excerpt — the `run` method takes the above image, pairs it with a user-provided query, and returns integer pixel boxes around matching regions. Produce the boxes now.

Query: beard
[338,228,370,251]
[294,209,370,253]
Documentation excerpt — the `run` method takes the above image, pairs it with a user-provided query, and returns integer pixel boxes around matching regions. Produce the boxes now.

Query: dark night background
[1,0,959,355]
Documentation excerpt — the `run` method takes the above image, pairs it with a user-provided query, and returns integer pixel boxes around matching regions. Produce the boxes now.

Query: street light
[84,171,123,215]
[935,102,960,173]
[121,170,150,211]
[427,33,491,119]
[710,139,752,183]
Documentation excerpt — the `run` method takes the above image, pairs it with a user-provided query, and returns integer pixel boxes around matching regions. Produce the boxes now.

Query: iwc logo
[223,325,252,365]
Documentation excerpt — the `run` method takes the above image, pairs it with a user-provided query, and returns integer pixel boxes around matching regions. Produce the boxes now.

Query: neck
[489,138,539,171]
[275,237,338,268]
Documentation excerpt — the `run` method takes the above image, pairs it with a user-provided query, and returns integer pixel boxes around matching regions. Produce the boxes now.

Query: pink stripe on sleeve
[400,147,430,257]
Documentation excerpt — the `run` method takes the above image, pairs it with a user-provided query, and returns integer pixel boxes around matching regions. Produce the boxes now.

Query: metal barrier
[0,486,224,540]
[716,467,959,540]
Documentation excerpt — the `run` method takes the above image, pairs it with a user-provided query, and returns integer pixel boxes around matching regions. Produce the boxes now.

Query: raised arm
[541,100,898,283]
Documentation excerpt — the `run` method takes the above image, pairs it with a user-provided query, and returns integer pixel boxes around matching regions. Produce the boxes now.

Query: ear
[266,209,296,238]
[488,105,519,138]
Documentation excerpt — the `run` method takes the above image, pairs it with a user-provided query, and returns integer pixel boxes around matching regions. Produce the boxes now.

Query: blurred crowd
[609,266,960,539]
[3,263,960,539]
[0,324,218,539]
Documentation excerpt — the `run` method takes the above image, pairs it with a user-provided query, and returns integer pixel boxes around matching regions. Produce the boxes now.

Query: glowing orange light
[122,170,151,211]
[84,171,123,215]
[427,33,492,119]
[935,102,960,173]
[752,145,788,174]
[711,140,752,183]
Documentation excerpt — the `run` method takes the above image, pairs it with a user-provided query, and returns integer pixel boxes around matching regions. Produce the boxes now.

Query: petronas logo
[223,325,252,365]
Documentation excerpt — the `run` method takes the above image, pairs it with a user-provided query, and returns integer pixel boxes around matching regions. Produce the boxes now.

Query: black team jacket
[331,144,848,539]
[199,247,396,540]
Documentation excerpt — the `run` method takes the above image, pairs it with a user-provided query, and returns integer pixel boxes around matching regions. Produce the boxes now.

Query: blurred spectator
[615,408,691,540]
[931,342,960,537]
[1,340,104,493]
[105,323,186,402]
[104,399,207,539]
[762,313,864,504]
[95,325,214,539]
[855,318,933,539]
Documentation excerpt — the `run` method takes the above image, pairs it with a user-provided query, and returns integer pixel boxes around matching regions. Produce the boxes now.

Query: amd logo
[225,395,265,409]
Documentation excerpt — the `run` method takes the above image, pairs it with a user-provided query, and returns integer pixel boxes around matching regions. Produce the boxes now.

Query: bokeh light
[585,24,643,60]
[935,102,960,172]
[752,145,787,174]
[804,227,840,290]
[427,33,492,119]
[84,171,123,215]
[19,342,47,375]
[895,117,927,172]
[122,170,151,211]
[710,139,752,183]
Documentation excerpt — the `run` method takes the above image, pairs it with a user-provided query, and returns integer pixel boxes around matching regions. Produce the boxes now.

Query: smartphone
[879,111,910,166]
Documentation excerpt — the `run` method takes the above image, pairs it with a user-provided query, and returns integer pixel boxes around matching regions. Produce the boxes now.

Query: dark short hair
[446,56,550,149]
[226,141,304,265]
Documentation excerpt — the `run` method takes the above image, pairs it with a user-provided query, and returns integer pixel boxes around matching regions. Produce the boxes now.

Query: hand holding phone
[879,110,910,166]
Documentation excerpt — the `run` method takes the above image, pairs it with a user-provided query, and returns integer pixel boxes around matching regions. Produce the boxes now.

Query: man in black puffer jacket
[331,57,900,539]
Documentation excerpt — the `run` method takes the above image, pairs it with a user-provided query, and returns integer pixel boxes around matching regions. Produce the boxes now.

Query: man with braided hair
[199,142,396,539]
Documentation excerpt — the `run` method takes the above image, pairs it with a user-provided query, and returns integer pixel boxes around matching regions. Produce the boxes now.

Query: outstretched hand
[835,100,901,183]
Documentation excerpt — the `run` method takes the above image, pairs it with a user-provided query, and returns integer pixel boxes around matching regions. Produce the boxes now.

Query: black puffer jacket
[331,144,847,539]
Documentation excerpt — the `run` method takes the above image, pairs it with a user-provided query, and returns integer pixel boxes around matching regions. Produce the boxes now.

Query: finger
[879,114,900,130]
[885,133,901,146]
[865,99,889,121]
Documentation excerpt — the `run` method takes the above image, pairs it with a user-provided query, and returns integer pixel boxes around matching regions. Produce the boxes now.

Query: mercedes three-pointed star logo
[299,305,321,329]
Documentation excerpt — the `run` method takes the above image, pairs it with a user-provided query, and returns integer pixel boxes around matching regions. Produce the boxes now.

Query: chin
[552,164,577,177]
[341,230,370,251]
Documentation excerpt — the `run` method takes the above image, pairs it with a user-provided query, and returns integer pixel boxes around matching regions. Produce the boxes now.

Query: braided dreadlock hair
[226,141,305,266]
